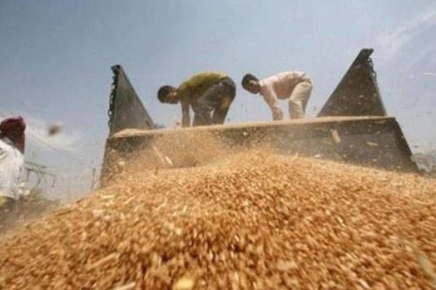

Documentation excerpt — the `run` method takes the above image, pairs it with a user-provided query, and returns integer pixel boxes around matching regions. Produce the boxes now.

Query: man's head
[0,116,26,153]
[241,73,260,94]
[157,85,179,104]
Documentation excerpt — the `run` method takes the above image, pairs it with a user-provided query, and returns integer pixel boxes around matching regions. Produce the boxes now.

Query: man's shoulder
[0,138,13,150]
[0,138,17,159]
[191,71,227,81]
[198,70,227,76]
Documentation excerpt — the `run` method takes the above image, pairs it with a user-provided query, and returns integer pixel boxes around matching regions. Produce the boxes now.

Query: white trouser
[287,80,312,119]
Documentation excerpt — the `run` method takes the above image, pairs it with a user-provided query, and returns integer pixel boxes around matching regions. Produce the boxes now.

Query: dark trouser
[191,77,236,126]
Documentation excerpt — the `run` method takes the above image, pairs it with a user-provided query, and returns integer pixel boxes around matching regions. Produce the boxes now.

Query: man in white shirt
[0,116,26,221]
[241,71,313,120]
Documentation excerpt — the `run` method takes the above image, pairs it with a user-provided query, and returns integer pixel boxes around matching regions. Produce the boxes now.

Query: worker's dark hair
[157,85,176,103]
[241,73,259,90]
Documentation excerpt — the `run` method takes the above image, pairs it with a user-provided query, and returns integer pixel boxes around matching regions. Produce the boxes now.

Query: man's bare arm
[262,87,283,120]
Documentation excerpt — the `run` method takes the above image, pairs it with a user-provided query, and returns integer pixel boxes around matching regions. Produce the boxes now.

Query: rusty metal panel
[318,49,387,117]
[108,65,156,136]
[100,117,419,186]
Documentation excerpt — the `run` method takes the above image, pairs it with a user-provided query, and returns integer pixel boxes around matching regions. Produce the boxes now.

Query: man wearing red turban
[0,116,26,223]
[0,116,26,153]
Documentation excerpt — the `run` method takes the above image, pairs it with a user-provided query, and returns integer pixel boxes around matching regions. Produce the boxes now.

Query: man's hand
[273,108,284,121]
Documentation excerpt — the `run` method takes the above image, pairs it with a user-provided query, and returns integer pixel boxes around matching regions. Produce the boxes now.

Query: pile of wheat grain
[1,150,436,289]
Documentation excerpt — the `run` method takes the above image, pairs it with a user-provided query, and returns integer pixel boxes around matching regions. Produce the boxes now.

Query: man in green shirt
[157,71,236,127]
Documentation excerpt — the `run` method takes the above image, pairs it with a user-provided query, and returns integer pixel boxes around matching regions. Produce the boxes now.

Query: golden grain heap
[1,146,436,289]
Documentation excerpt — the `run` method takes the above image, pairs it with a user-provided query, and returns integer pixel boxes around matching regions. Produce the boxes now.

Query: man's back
[177,71,228,102]
[260,71,308,100]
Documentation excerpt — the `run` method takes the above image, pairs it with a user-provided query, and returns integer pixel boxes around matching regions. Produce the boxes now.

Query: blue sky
[1,1,436,197]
